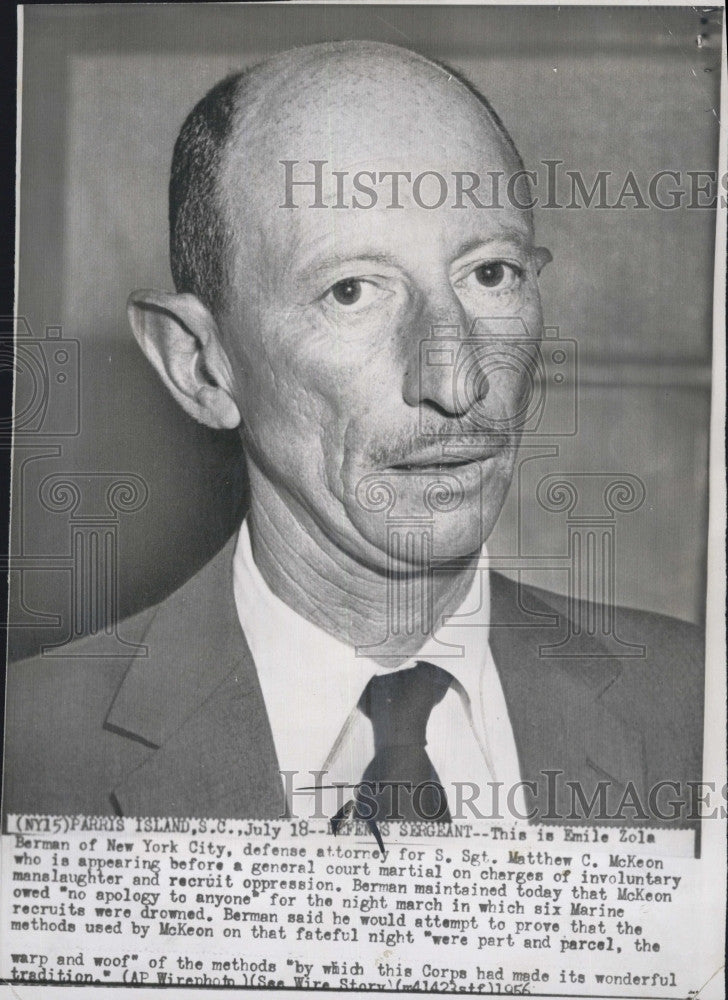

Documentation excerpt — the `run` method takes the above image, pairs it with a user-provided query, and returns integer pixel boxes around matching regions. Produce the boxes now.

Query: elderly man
[4,41,703,826]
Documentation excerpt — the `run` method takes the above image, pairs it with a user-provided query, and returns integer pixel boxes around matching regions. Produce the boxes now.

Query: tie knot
[358,660,452,751]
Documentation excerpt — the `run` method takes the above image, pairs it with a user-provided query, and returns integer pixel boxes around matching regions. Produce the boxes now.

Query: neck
[246,479,479,667]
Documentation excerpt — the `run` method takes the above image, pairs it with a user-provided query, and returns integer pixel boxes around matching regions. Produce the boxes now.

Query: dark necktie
[355,660,453,823]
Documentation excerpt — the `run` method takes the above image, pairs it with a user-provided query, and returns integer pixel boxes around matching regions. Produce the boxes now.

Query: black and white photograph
[1,3,725,997]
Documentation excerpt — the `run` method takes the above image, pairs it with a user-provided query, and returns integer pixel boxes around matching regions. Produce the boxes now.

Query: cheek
[490,298,544,414]
[229,337,319,457]
[233,324,362,487]
[225,290,408,483]
[473,353,533,428]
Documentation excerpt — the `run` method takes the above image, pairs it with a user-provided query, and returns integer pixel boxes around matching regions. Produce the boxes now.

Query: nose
[401,284,484,417]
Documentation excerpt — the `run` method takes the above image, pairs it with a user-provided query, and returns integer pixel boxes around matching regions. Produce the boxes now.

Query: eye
[475,262,505,287]
[330,278,362,305]
[321,277,390,313]
[471,260,522,291]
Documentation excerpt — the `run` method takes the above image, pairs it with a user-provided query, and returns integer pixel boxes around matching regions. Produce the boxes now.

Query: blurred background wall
[8,4,721,660]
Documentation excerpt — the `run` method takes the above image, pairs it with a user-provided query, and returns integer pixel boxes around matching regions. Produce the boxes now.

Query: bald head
[169,41,526,318]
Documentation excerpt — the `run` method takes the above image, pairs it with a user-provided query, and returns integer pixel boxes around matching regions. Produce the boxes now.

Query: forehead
[264,56,507,154]
[227,48,520,186]
[219,48,528,275]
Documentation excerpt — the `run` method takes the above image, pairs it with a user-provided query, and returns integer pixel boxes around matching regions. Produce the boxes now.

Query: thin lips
[389,448,499,470]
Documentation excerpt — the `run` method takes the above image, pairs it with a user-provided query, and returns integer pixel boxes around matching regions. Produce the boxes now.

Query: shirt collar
[232,518,491,777]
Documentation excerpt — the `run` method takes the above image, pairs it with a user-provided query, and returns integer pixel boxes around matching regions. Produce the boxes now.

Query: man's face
[218,55,547,571]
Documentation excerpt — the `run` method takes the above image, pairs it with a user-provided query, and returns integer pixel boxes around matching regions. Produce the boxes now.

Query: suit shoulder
[7,601,158,681]
[508,574,704,731]
[3,601,166,817]
[5,537,236,707]
[500,573,704,656]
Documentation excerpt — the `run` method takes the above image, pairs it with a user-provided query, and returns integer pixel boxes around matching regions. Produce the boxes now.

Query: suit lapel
[105,536,285,818]
[489,572,646,821]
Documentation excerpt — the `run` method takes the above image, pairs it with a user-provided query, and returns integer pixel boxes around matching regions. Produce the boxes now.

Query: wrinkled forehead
[220,46,523,217]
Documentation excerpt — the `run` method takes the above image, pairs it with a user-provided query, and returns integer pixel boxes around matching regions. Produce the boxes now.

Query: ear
[533,246,553,276]
[127,290,241,430]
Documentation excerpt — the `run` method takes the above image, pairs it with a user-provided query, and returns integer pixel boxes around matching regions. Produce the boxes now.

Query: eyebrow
[297,226,534,280]
[453,228,532,258]
[300,250,401,277]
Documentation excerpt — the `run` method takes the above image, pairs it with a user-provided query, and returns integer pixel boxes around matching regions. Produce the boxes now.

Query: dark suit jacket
[3,535,704,827]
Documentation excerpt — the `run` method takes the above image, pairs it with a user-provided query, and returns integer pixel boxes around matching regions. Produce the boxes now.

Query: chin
[343,499,495,573]
[341,457,511,569]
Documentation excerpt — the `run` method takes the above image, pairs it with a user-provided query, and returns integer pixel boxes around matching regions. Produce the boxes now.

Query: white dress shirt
[233,519,523,821]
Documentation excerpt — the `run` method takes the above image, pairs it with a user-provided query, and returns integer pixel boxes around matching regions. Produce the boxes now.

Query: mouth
[388,448,501,472]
